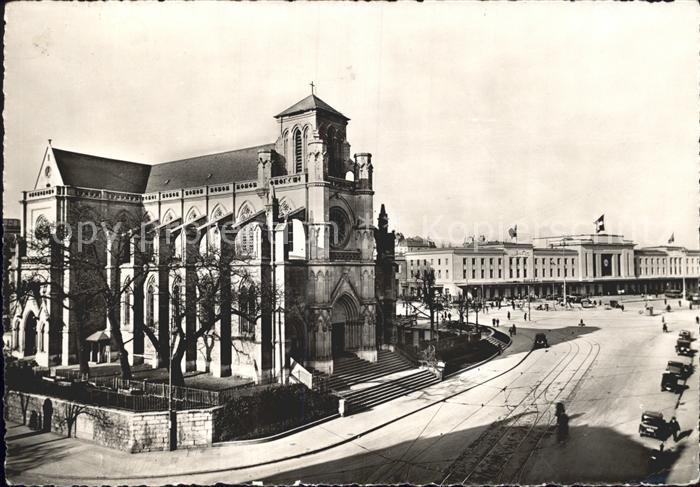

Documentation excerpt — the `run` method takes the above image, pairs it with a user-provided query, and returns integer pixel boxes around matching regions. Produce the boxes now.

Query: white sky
[3,2,698,248]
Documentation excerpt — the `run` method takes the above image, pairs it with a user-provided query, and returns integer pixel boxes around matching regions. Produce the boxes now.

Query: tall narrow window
[294,129,303,173]
[123,291,131,328]
[146,285,155,328]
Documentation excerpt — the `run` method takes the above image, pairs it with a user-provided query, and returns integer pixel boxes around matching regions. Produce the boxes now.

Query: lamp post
[168,320,176,451]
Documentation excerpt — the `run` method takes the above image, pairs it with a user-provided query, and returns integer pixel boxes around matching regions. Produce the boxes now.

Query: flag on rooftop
[594,214,605,234]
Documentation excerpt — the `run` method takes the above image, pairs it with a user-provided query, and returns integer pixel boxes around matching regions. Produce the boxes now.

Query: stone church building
[9,93,397,381]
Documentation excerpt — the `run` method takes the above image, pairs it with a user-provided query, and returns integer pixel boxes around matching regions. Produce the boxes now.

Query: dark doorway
[42,398,53,432]
[24,313,37,356]
[332,323,345,356]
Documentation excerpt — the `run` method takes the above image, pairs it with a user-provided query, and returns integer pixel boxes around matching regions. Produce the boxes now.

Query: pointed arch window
[123,290,132,329]
[236,205,257,257]
[146,284,155,328]
[239,284,257,336]
[294,129,303,173]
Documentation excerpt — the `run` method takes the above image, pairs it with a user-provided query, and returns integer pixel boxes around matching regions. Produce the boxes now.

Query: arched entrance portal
[286,313,307,364]
[330,294,361,358]
[24,312,38,356]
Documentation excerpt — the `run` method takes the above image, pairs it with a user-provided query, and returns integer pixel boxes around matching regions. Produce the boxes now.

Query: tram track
[363,335,558,483]
[20,330,539,483]
[439,328,600,485]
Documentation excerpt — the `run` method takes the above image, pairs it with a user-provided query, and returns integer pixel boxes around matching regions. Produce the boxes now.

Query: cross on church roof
[310,81,315,95]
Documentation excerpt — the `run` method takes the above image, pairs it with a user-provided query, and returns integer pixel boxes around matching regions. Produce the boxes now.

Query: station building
[402,234,700,300]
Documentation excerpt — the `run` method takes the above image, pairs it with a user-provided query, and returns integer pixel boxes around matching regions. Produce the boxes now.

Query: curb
[29,341,536,482]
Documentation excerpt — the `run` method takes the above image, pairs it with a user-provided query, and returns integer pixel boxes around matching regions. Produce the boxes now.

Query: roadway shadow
[252,415,690,486]
[5,430,45,442]
[5,434,73,481]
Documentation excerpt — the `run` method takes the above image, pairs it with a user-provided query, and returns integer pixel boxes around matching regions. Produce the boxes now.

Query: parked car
[639,411,669,439]
[666,360,692,379]
[676,338,692,356]
[679,330,692,341]
[661,371,679,392]
[534,333,549,349]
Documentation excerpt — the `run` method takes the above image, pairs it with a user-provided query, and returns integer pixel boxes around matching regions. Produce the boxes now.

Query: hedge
[216,384,339,441]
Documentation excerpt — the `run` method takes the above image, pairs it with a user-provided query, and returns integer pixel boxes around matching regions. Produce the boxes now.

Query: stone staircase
[315,350,441,414]
[341,368,440,413]
[328,350,415,391]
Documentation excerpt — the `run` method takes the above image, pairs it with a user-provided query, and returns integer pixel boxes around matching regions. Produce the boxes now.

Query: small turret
[257,148,273,189]
[355,153,373,190]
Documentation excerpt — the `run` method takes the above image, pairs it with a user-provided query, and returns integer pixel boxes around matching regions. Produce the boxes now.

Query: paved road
[6,297,699,485]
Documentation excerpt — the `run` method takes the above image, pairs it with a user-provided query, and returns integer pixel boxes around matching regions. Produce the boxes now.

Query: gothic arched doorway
[24,312,38,356]
[330,294,360,358]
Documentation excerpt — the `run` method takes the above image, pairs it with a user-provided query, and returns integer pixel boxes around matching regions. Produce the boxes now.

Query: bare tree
[20,208,150,380]
[141,236,284,387]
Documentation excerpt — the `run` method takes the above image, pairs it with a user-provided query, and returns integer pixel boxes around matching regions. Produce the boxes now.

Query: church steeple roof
[274,94,349,121]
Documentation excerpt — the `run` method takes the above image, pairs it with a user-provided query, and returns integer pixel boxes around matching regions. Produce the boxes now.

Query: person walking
[507,311,511,320]
[695,316,699,325]
[512,323,517,335]
[524,312,527,321]
[670,416,681,441]
[492,318,496,327]
[496,318,500,327]
[678,300,682,308]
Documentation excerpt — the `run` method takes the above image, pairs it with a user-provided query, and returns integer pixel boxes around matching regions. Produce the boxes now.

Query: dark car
[639,411,669,439]
[679,330,692,341]
[667,360,692,379]
[676,339,692,356]
[661,372,679,392]
[534,333,549,349]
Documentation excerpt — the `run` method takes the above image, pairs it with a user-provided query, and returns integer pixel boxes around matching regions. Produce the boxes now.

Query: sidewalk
[6,346,531,485]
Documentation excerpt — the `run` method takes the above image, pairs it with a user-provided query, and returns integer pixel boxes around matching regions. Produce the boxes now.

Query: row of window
[124,284,258,337]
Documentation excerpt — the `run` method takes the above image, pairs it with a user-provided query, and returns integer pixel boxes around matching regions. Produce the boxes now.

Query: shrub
[216,384,338,441]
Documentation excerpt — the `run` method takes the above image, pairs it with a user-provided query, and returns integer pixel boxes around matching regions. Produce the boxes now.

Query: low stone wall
[5,390,221,453]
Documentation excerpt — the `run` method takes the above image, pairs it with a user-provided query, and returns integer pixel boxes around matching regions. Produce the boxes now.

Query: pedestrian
[670,416,681,441]
[507,311,511,320]
[448,312,452,321]
[664,298,668,305]
[696,316,699,325]
[492,318,496,327]
[498,301,502,310]
[662,316,665,324]
[524,312,527,321]
[620,304,625,312]
[512,324,517,335]
[496,318,500,327]
[679,300,682,308]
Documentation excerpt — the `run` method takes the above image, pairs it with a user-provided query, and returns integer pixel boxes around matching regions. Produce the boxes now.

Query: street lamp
[168,321,176,451]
